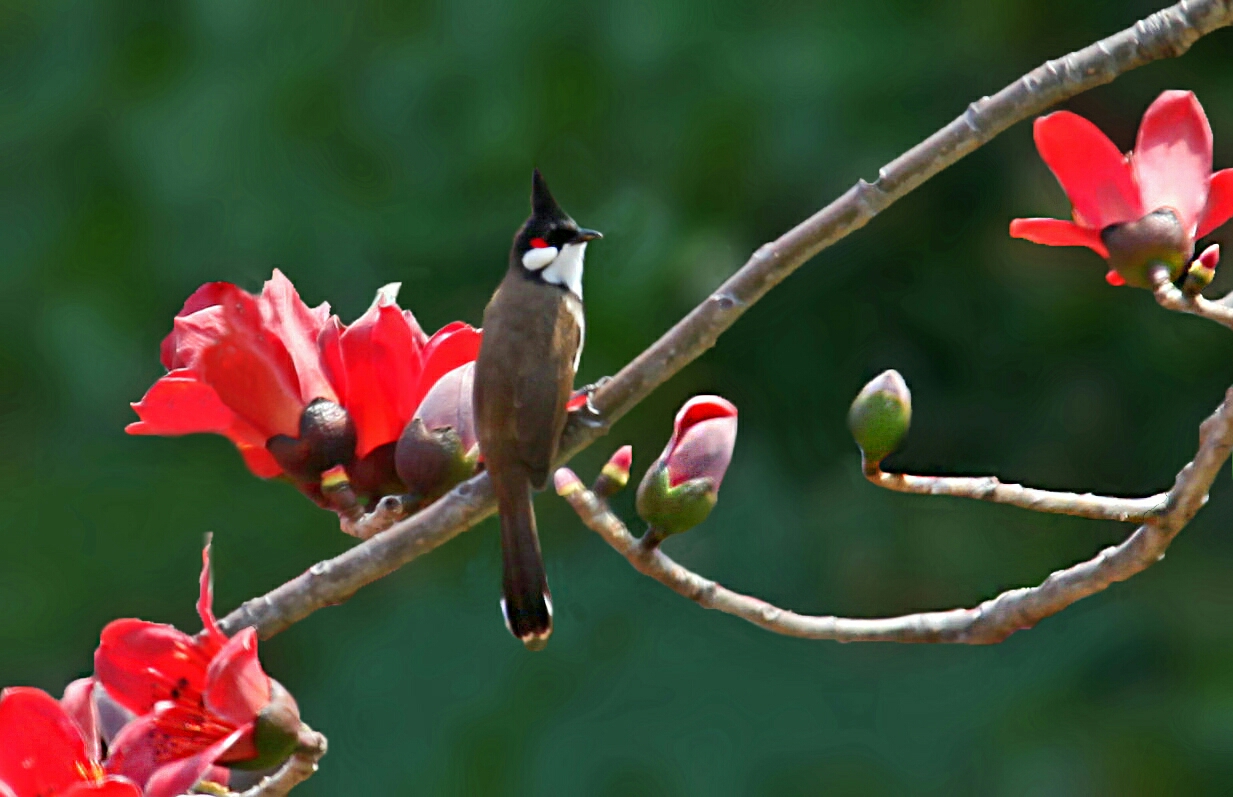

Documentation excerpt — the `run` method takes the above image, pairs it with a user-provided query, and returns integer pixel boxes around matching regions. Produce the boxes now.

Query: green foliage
[1,0,1232,793]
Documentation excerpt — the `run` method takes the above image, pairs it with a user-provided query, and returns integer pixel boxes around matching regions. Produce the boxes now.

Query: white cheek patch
[542,242,586,300]
[521,246,559,271]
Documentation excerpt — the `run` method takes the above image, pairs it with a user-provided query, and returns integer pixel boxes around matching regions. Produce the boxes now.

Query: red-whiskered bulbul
[474,169,601,650]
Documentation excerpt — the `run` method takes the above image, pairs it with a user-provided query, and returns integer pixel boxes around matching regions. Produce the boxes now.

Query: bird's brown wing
[512,295,581,490]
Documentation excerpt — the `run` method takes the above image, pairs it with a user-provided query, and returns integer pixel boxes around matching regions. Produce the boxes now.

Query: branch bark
[1152,267,1233,331]
[218,0,1233,641]
[866,469,1168,523]
[554,384,1233,643]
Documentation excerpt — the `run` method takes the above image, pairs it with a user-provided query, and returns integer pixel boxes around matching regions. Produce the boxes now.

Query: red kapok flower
[96,544,301,797]
[636,396,738,537]
[1010,90,1233,287]
[319,284,483,459]
[0,687,140,797]
[128,270,345,479]
[318,284,481,501]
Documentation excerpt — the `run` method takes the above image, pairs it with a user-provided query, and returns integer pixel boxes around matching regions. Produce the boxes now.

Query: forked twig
[555,385,1233,644]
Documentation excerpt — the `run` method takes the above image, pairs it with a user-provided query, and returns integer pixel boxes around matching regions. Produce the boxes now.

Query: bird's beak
[572,228,603,243]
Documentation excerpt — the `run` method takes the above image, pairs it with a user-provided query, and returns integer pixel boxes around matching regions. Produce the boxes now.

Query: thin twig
[554,384,1233,644]
[1151,267,1233,331]
[234,727,328,797]
[218,0,1233,641]
[866,468,1168,522]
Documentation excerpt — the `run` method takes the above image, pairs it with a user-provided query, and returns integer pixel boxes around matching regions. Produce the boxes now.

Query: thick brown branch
[218,0,1233,640]
[866,469,1168,522]
[557,385,1233,643]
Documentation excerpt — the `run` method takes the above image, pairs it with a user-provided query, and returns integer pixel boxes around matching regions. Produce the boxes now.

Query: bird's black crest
[531,168,571,224]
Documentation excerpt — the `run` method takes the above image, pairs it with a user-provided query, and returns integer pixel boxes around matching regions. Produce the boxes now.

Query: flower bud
[593,445,632,500]
[1183,243,1221,296]
[635,396,737,537]
[266,398,357,482]
[1100,208,1193,289]
[233,680,302,772]
[394,362,480,505]
[848,370,911,467]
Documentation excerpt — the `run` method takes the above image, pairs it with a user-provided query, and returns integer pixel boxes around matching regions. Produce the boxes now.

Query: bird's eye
[530,237,549,249]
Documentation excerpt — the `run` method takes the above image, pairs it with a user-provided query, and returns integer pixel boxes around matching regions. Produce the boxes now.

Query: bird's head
[511,169,601,297]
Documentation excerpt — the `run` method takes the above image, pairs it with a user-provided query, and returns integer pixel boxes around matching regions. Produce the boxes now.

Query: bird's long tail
[494,469,553,649]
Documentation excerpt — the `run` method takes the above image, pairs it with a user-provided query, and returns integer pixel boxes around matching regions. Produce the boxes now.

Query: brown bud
[1100,208,1193,289]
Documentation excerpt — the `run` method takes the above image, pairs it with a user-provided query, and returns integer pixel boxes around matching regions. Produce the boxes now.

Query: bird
[474,169,602,650]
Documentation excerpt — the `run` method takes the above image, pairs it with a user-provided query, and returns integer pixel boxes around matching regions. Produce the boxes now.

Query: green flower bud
[848,370,912,466]
[230,680,302,771]
[635,462,718,538]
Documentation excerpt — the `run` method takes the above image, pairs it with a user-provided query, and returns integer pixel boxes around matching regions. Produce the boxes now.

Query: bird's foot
[570,376,612,416]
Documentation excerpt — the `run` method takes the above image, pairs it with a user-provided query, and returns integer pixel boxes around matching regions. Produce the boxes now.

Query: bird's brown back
[475,271,582,490]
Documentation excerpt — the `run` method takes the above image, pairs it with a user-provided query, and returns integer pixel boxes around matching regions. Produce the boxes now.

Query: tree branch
[1152,268,1233,331]
[554,384,1233,644]
[865,468,1168,522]
[233,727,328,797]
[218,0,1233,641]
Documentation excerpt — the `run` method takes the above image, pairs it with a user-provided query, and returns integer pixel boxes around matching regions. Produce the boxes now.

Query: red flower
[128,270,339,478]
[318,285,482,459]
[131,275,483,509]
[1010,90,1233,286]
[0,687,140,797]
[95,544,300,797]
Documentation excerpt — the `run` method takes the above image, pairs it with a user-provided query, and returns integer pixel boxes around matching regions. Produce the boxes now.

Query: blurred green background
[3,0,1233,794]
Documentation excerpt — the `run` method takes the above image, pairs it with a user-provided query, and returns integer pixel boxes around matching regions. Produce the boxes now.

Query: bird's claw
[572,375,612,416]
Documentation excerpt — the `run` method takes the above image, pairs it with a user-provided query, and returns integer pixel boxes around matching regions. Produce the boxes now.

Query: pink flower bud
[393,362,481,506]
[660,397,738,489]
[593,445,633,499]
[636,396,737,536]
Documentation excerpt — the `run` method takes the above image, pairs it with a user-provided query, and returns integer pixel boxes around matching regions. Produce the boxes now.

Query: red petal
[167,286,304,439]
[339,299,425,457]
[1033,111,1141,228]
[196,542,227,646]
[105,712,245,797]
[1105,270,1127,286]
[256,270,337,404]
[0,688,91,797]
[1198,168,1233,239]
[60,780,142,797]
[672,395,738,441]
[159,282,233,370]
[204,629,270,727]
[142,727,246,797]
[1009,218,1110,258]
[317,316,348,404]
[1134,90,1213,234]
[94,619,215,717]
[414,322,482,412]
[126,370,282,478]
[60,679,100,763]
[127,372,240,436]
